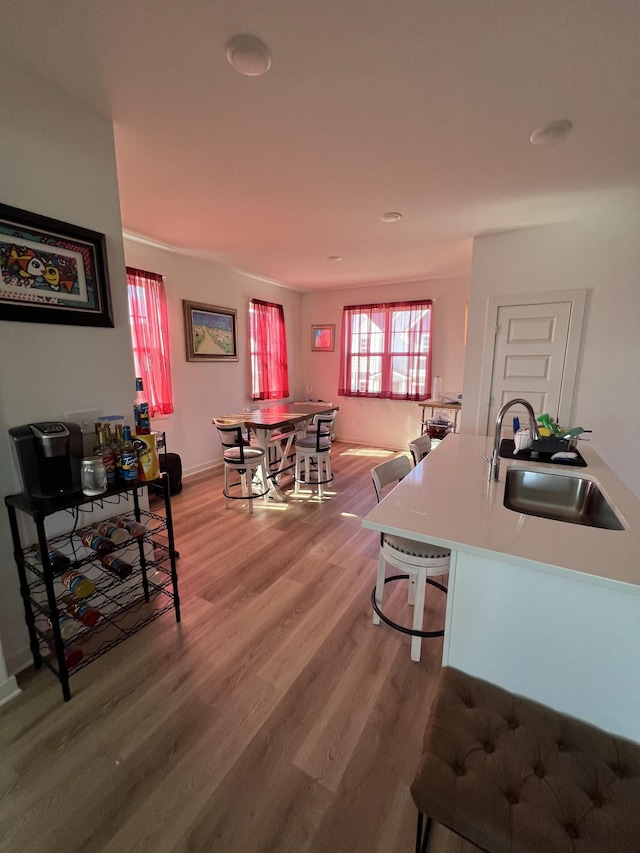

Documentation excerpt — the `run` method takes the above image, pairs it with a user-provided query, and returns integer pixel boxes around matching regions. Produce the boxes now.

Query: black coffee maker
[9,422,83,499]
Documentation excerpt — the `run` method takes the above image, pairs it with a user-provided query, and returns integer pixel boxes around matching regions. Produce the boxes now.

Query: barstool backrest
[312,412,337,451]
[408,434,432,467]
[371,454,412,502]
[213,419,249,463]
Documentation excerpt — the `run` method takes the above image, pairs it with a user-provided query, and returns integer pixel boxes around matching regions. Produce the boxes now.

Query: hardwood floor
[0,442,478,853]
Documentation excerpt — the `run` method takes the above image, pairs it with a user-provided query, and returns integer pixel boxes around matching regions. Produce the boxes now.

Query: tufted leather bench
[411,667,640,853]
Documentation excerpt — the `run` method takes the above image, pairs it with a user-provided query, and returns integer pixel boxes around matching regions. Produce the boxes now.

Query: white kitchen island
[362,433,640,743]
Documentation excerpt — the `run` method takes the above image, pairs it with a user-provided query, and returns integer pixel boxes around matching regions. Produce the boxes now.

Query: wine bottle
[134,377,151,435]
[62,595,101,627]
[60,570,96,598]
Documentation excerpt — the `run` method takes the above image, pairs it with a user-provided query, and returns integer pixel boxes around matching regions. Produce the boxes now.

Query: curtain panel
[338,299,432,400]
[249,298,289,400]
[126,267,174,416]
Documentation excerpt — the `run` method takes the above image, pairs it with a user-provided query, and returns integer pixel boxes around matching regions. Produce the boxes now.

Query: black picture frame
[0,202,113,327]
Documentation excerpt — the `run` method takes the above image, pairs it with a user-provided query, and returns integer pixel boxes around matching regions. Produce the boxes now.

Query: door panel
[488,302,572,432]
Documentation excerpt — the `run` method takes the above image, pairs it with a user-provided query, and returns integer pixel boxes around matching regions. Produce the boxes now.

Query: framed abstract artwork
[0,203,113,327]
[183,300,238,362]
[311,324,335,352]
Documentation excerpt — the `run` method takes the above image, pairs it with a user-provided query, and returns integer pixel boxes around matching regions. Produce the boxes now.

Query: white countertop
[362,434,640,591]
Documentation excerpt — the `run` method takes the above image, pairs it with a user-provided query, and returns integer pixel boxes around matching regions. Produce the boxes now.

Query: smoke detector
[226,35,271,77]
[530,119,573,145]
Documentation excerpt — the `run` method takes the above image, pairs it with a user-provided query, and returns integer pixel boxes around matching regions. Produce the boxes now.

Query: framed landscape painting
[183,300,238,362]
[311,324,335,352]
[0,202,113,327]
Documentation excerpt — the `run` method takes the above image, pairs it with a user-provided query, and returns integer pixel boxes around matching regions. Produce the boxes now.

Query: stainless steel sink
[504,468,626,530]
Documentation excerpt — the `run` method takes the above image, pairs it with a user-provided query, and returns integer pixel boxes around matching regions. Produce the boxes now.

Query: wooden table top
[214,403,337,431]
[418,400,461,408]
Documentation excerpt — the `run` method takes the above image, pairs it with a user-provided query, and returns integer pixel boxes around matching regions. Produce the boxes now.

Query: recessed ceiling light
[327,255,342,262]
[381,212,403,223]
[530,119,573,145]
[226,34,271,77]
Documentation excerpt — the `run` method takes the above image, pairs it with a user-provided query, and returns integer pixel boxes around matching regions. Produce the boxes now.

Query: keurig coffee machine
[9,422,83,499]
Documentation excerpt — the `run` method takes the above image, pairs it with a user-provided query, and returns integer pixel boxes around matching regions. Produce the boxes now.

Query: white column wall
[462,213,640,496]
[0,60,134,676]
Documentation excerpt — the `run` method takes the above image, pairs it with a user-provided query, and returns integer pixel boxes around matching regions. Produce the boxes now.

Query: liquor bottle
[47,613,82,641]
[120,426,139,483]
[80,529,116,555]
[42,629,84,668]
[115,517,147,539]
[60,570,96,598]
[113,424,124,481]
[134,377,151,435]
[101,553,133,580]
[95,521,130,545]
[35,545,71,571]
[94,426,116,485]
[62,595,101,627]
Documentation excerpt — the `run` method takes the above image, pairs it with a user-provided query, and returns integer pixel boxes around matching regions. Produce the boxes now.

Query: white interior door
[487,301,572,432]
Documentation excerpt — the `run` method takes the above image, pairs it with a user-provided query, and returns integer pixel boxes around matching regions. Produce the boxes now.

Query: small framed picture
[0,203,113,327]
[311,324,335,352]
[183,300,238,362]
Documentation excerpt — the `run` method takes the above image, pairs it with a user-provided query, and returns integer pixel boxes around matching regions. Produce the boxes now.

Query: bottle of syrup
[134,377,151,435]
[120,426,139,483]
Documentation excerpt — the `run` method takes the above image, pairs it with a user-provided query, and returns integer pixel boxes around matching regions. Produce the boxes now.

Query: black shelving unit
[5,473,180,701]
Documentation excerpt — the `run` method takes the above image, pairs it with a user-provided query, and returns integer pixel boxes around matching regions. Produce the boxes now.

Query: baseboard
[182,459,222,479]
[0,673,21,707]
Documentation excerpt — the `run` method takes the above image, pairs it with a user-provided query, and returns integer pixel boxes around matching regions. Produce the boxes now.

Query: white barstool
[213,419,269,514]
[371,455,449,661]
[293,412,336,498]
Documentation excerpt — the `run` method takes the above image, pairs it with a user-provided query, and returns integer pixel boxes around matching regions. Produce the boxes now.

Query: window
[126,267,174,415]
[249,299,289,400]
[338,300,432,400]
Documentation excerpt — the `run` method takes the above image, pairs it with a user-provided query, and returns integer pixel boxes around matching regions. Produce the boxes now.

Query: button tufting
[464,699,474,709]
[455,765,465,777]
[484,743,495,754]
[557,740,566,751]
[591,795,603,808]
[534,765,545,779]
[565,823,579,839]
[508,718,518,730]
[612,766,624,778]
[506,792,518,805]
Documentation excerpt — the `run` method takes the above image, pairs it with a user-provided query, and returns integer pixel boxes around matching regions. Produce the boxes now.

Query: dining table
[213,403,338,500]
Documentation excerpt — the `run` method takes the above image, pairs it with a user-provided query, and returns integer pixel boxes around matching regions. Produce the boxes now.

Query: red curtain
[126,267,174,415]
[250,299,289,400]
[338,300,432,400]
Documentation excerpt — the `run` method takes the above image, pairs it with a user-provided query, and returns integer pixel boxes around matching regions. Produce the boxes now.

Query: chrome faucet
[488,398,539,482]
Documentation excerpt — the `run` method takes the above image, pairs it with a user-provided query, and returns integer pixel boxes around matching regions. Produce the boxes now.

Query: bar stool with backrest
[213,419,269,514]
[293,411,336,498]
[371,455,450,661]
[408,433,432,467]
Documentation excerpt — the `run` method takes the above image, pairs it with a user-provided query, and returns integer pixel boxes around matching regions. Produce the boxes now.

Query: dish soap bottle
[133,377,150,435]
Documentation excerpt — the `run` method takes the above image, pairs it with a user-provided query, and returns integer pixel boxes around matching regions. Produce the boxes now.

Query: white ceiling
[4,1,640,291]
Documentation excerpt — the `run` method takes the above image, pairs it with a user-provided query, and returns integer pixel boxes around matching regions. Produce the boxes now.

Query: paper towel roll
[432,375,443,402]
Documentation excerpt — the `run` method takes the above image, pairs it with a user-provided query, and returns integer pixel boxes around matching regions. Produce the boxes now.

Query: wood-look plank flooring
[0,442,479,853]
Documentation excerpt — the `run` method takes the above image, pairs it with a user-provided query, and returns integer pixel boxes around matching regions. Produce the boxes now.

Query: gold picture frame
[183,300,238,362]
[311,324,335,352]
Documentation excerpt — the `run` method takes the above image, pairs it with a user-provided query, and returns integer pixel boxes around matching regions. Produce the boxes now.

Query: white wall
[462,213,640,496]
[123,239,304,475]
[302,278,469,450]
[0,61,136,673]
